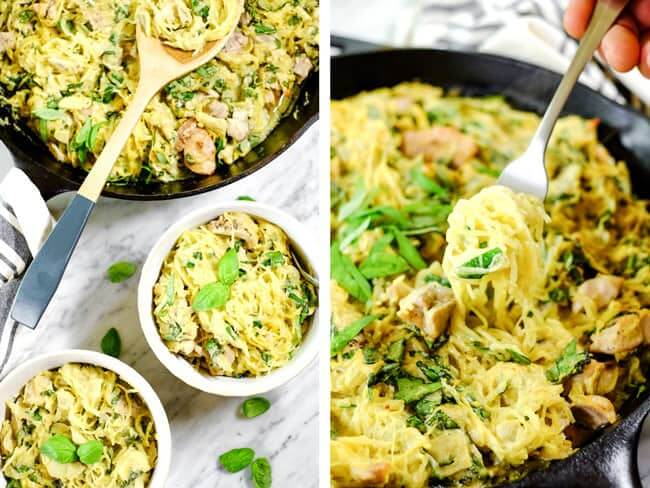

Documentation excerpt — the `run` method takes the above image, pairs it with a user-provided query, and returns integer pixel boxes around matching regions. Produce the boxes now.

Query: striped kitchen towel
[409,0,650,112]
[0,169,53,376]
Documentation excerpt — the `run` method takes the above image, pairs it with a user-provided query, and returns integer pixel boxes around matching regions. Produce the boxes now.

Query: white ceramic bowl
[138,201,320,396]
[0,349,171,488]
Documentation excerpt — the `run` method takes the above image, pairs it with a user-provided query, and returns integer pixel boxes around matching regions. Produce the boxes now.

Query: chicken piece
[393,97,412,113]
[227,109,249,141]
[566,360,619,396]
[349,462,390,485]
[397,282,455,340]
[293,55,313,80]
[206,100,229,119]
[640,309,650,345]
[571,395,616,429]
[589,314,642,355]
[0,32,15,54]
[401,126,478,167]
[34,0,59,21]
[572,274,624,313]
[176,119,216,175]
[207,212,259,249]
[223,30,248,53]
[386,275,413,304]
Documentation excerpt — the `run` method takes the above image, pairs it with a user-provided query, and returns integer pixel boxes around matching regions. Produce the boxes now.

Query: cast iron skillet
[332,35,650,488]
[0,73,318,201]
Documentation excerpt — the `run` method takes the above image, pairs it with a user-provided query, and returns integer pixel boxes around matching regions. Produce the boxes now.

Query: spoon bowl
[11,1,244,329]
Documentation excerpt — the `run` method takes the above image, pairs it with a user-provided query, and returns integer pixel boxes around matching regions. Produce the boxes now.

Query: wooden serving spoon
[11,2,244,329]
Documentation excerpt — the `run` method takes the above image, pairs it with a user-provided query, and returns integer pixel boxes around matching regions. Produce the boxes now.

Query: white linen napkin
[0,167,53,375]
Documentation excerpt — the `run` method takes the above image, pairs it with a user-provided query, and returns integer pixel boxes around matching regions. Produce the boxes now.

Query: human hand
[564,0,650,78]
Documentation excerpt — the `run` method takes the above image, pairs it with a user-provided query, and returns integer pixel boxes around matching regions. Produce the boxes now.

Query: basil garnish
[41,435,78,464]
[251,457,272,488]
[101,328,121,358]
[32,108,64,120]
[77,440,103,464]
[219,447,255,473]
[218,248,239,286]
[331,315,378,356]
[107,261,136,283]
[242,397,271,418]
[192,282,230,311]
[456,247,504,279]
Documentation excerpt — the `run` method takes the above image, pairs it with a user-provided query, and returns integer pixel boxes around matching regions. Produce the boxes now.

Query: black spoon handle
[10,195,94,328]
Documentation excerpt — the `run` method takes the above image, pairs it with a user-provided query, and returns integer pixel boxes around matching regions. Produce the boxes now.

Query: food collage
[0,0,649,486]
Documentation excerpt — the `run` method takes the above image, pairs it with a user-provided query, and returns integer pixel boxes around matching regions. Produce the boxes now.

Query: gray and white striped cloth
[409,0,650,111]
[0,168,53,377]
[332,0,650,111]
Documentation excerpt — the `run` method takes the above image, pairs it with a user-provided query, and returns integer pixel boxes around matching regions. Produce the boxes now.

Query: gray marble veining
[0,125,319,488]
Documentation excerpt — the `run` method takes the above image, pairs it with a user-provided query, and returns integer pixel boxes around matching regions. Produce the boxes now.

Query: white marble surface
[0,125,319,487]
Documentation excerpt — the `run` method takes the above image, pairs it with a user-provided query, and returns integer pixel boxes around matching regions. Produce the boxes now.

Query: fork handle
[531,0,629,152]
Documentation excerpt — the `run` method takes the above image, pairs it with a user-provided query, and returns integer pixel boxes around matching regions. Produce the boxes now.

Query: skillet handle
[508,397,650,488]
[331,35,383,56]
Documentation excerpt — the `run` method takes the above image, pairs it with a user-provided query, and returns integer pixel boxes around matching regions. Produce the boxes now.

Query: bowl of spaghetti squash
[138,200,320,396]
[0,349,171,488]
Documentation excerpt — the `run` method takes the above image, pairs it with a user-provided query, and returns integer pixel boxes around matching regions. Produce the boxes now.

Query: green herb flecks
[546,339,590,384]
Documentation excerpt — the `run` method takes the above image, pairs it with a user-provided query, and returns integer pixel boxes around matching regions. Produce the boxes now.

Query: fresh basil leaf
[394,377,442,403]
[262,251,284,267]
[218,248,239,286]
[251,457,272,488]
[391,228,426,270]
[77,440,103,464]
[193,282,230,311]
[456,247,504,279]
[331,315,378,356]
[337,182,368,221]
[386,339,405,363]
[359,252,409,279]
[411,168,448,197]
[219,447,255,473]
[41,435,78,464]
[331,243,371,302]
[339,217,371,251]
[430,410,459,429]
[33,108,64,120]
[546,339,590,384]
[205,339,222,364]
[346,205,409,228]
[241,397,271,418]
[424,274,451,287]
[107,261,136,283]
[505,348,531,365]
[416,361,452,382]
[237,195,255,201]
[254,23,276,34]
[101,328,121,358]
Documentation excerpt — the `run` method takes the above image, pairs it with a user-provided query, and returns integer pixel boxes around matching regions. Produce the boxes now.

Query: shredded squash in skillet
[153,212,316,377]
[0,364,157,487]
[0,0,318,183]
[137,0,241,52]
[330,82,650,487]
